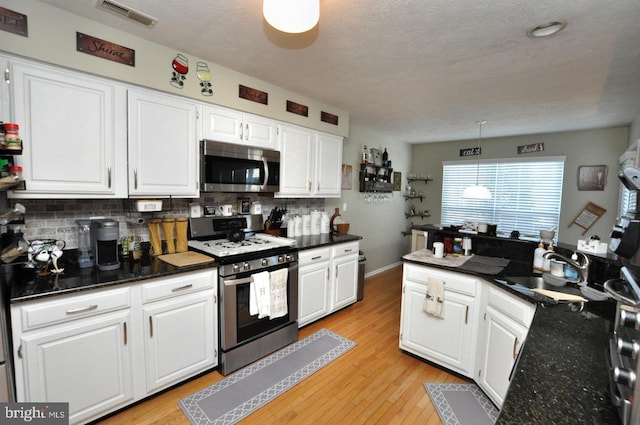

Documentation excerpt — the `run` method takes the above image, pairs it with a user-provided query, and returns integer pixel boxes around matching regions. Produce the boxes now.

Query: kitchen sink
[503,275,549,289]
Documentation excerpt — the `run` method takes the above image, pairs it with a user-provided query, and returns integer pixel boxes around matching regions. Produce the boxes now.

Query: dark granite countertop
[6,252,218,303]
[6,234,362,303]
[497,302,620,425]
[402,254,621,424]
[291,233,362,251]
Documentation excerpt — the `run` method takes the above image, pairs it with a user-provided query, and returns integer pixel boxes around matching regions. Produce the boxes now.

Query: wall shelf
[359,163,393,193]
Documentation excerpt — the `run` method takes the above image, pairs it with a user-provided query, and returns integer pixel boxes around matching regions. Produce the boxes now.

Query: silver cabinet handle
[107,166,112,188]
[239,122,243,140]
[66,304,98,315]
[245,123,249,141]
[171,283,193,292]
[149,316,153,338]
[311,255,322,260]
[513,337,518,360]
[134,169,138,189]
[4,68,9,84]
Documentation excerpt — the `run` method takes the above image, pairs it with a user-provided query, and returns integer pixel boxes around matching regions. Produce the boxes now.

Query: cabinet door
[128,89,199,197]
[20,310,133,424]
[10,60,127,198]
[332,254,358,311]
[314,132,343,197]
[201,104,243,144]
[243,113,278,149]
[143,288,216,393]
[400,279,475,377]
[298,260,330,327]
[411,229,427,252]
[478,306,528,407]
[277,124,314,196]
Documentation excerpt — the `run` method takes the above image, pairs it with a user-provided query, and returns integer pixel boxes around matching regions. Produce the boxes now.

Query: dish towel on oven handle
[269,268,288,319]
[250,271,271,319]
[423,277,444,318]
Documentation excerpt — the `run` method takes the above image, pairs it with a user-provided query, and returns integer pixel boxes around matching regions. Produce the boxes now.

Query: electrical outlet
[343,203,347,212]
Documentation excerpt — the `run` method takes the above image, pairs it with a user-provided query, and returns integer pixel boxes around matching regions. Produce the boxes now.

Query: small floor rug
[179,329,356,425]
[424,382,499,425]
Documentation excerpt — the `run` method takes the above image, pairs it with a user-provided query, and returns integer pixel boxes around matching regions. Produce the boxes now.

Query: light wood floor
[98,265,464,424]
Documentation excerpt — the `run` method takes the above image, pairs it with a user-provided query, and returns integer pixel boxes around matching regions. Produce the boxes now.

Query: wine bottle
[382,148,389,166]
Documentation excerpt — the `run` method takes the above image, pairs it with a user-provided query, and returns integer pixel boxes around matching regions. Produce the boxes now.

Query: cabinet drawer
[487,286,535,327]
[18,287,131,331]
[141,270,215,304]
[331,242,359,259]
[404,264,476,297]
[299,247,331,264]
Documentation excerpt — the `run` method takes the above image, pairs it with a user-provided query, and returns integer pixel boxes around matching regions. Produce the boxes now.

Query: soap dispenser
[532,242,546,272]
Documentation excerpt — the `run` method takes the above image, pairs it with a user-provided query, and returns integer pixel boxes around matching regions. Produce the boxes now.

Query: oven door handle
[224,276,254,286]
[261,156,269,191]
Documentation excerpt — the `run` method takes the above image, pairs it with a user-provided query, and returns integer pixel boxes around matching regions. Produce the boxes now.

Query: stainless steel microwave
[200,140,280,193]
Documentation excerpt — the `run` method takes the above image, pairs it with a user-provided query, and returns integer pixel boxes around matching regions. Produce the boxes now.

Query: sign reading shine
[76,32,135,66]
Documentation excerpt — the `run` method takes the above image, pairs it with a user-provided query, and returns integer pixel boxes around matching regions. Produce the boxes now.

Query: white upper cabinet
[127,89,200,197]
[8,58,127,198]
[277,123,343,198]
[201,104,277,150]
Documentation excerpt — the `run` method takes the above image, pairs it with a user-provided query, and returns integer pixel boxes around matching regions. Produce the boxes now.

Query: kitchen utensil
[27,239,66,275]
[148,218,162,255]
[162,217,176,254]
[219,204,233,216]
[175,216,188,252]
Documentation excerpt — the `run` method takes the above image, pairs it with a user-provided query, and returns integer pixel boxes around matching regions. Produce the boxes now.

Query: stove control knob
[617,337,640,360]
[614,367,636,389]
[232,263,241,273]
[243,262,251,271]
[285,254,295,262]
[278,255,285,263]
[261,258,270,267]
[620,310,640,330]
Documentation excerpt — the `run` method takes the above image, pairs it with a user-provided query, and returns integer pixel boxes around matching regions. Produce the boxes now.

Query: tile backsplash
[3,195,325,249]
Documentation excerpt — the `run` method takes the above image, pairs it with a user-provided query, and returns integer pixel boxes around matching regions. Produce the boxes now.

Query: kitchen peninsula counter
[402,252,621,424]
[292,233,362,251]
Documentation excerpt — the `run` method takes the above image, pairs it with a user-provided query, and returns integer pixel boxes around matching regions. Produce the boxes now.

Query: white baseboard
[364,261,402,279]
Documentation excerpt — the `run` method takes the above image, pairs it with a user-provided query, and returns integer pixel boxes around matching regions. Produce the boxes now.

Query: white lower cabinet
[400,264,478,377]
[298,241,359,327]
[476,286,535,408]
[142,288,216,393]
[399,262,537,408]
[11,269,217,424]
[20,310,133,424]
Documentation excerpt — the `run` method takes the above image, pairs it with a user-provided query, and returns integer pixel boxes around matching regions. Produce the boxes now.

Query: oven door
[220,262,298,351]
[201,140,280,193]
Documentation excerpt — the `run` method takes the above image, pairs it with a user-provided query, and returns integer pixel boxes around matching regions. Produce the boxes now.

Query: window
[441,157,565,239]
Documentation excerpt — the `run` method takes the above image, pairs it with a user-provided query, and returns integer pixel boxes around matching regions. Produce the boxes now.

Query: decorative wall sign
[76,32,135,66]
[286,100,308,117]
[393,171,402,191]
[196,62,213,96]
[239,85,268,105]
[321,111,339,125]
[170,53,189,88]
[578,165,607,190]
[0,7,27,37]
[518,142,544,154]
[341,164,352,190]
[460,147,481,157]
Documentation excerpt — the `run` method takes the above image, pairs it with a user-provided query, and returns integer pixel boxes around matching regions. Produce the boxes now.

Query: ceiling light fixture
[461,120,492,200]
[263,0,320,33]
[527,20,567,38]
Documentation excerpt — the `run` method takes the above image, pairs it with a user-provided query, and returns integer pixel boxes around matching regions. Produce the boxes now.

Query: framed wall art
[578,165,607,191]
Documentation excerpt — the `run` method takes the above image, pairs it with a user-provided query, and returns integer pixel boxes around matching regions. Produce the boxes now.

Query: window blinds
[441,157,565,239]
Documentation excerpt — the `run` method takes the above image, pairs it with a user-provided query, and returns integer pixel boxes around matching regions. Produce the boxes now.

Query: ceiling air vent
[95,0,158,28]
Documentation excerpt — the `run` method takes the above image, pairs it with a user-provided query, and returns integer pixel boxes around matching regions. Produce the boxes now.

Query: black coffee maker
[91,219,120,271]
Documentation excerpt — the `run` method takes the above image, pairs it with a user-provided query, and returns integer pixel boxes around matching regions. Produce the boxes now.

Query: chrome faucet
[542,251,590,283]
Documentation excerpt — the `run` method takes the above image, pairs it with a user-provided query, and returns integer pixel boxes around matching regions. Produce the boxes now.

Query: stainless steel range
[188,215,298,375]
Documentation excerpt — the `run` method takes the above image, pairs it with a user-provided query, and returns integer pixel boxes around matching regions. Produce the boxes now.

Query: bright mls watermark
[0,403,68,424]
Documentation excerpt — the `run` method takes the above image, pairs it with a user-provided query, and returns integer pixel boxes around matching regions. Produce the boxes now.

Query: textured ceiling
[39,0,640,143]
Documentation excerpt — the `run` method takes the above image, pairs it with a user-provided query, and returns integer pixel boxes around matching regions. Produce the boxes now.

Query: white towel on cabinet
[423,277,445,318]
[269,268,288,319]
[252,271,271,319]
